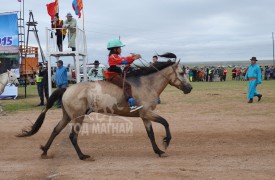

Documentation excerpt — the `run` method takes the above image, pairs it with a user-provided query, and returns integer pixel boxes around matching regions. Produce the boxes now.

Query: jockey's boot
[257,94,262,102]
[247,98,253,103]
[128,98,143,113]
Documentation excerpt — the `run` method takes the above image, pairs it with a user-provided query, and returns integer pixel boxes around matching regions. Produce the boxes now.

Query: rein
[121,56,182,91]
[171,65,184,89]
[139,57,179,84]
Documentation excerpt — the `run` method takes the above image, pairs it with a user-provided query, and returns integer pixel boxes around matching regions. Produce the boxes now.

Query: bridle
[138,57,185,88]
[170,65,185,89]
[1,71,17,86]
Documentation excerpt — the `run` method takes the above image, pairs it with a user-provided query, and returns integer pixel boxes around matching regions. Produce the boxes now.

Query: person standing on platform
[63,13,77,51]
[52,13,67,52]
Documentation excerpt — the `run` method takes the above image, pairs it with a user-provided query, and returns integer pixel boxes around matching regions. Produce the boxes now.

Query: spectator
[35,63,48,106]
[264,66,271,80]
[88,60,104,81]
[232,68,236,80]
[41,62,49,103]
[240,68,245,81]
[223,68,228,81]
[236,68,241,81]
[52,13,66,51]
[244,57,262,103]
[218,67,224,81]
[189,68,193,82]
[185,66,190,80]
[208,68,213,82]
[152,55,158,63]
[55,60,68,108]
[63,13,77,51]
[151,55,161,104]
[198,68,204,81]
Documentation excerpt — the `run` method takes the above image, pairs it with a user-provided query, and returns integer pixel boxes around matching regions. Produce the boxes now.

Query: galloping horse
[18,53,193,160]
[0,70,20,113]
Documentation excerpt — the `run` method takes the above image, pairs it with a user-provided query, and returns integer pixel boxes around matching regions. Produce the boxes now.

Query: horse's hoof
[80,154,95,161]
[41,154,50,159]
[159,153,168,158]
[85,156,96,161]
[156,150,165,157]
[163,137,171,150]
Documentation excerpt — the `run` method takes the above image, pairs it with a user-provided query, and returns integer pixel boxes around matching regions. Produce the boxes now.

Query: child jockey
[106,38,143,112]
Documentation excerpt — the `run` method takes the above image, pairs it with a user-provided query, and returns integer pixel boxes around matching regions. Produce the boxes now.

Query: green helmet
[107,38,125,50]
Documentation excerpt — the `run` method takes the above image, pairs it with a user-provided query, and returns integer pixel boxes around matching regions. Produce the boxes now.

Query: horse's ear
[7,69,10,72]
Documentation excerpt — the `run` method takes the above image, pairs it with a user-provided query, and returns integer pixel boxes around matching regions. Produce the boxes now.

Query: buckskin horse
[17,53,193,160]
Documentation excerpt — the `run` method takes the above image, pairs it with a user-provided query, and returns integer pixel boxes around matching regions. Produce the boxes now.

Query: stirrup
[129,105,143,112]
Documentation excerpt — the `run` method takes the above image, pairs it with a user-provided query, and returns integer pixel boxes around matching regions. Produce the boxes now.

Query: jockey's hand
[134,54,141,60]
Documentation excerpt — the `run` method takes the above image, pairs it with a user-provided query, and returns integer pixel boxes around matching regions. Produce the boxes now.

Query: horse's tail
[16,88,66,137]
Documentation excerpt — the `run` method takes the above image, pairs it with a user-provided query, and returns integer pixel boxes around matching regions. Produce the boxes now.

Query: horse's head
[169,60,192,94]
[7,70,19,87]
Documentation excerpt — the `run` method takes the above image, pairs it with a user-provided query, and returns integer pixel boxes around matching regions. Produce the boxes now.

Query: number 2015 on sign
[0,37,13,46]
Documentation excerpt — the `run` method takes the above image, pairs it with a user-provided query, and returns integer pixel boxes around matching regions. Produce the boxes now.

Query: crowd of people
[185,65,275,82]
[185,66,228,82]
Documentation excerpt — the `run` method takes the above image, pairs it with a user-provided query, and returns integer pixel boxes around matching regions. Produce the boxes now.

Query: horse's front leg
[142,118,165,157]
[151,113,171,149]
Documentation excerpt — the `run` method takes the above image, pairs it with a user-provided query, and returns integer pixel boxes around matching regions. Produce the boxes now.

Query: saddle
[102,70,116,79]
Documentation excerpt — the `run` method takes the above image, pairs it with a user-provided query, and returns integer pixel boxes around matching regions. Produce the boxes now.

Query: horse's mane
[0,72,8,77]
[126,52,176,77]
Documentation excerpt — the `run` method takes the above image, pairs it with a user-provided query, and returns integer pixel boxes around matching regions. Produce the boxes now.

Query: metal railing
[46,27,87,55]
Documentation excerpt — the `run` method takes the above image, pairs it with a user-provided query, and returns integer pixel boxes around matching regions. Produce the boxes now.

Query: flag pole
[82,1,84,30]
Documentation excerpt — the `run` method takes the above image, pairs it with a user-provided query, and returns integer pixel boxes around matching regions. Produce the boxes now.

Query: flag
[72,0,83,18]
[46,0,59,21]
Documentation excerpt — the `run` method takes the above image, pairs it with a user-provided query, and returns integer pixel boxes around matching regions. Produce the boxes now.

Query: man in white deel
[63,12,77,51]
[88,60,104,81]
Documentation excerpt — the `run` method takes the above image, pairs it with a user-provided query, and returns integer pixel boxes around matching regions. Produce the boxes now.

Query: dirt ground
[1,85,275,180]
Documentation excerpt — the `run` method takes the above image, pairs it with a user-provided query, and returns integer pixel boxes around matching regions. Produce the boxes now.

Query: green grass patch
[2,78,275,112]
[2,85,50,112]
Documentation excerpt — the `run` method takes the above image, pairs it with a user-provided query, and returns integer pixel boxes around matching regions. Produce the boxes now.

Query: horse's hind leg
[41,113,70,158]
[69,116,91,160]
[142,118,165,157]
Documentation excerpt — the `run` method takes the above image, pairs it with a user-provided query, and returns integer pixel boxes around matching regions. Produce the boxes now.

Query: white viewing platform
[45,27,88,95]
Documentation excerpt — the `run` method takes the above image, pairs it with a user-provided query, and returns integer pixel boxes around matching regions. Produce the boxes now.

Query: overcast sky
[1,0,275,65]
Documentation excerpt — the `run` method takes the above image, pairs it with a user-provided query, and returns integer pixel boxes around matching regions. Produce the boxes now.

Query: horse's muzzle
[13,81,20,87]
[183,85,192,94]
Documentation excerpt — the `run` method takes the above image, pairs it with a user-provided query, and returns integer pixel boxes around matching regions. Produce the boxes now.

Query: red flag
[72,0,83,18]
[46,0,59,21]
